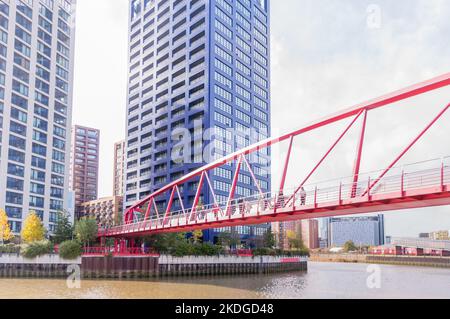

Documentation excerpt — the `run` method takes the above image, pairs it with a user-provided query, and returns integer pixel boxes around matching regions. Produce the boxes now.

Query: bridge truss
[99,73,450,238]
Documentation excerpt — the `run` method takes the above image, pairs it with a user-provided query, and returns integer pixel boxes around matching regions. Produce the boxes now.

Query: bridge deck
[100,164,450,238]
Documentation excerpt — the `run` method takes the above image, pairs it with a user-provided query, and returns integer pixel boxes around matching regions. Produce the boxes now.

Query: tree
[21,212,46,243]
[263,229,276,249]
[287,230,304,251]
[52,210,73,244]
[144,232,187,254]
[0,209,14,244]
[343,240,358,252]
[218,228,241,250]
[74,218,98,246]
[58,240,82,260]
[191,230,203,244]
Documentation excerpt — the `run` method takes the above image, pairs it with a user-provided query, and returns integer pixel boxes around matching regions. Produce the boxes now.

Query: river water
[0,262,449,299]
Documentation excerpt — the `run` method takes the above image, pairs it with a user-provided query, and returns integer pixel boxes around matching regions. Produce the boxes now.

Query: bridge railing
[99,156,450,236]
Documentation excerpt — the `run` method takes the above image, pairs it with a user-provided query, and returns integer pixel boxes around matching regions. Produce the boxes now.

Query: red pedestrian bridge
[99,73,450,239]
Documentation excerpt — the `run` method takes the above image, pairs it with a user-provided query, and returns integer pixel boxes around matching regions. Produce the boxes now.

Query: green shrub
[0,243,21,254]
[252,248,310,257]
[253,248,276,256]
[193,243,223,256]
[58,240,82,260]
[21,240,52,259]
[172,241,195,257]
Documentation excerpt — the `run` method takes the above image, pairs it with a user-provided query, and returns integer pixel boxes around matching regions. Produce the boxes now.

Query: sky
[72,0,450,237]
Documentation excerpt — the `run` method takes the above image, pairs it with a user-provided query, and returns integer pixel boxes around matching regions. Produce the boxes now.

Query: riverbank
[310,253,450,268]
[0,254,307,279]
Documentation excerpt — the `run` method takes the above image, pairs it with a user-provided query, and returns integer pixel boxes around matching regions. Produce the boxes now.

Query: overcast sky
[72,0,450,237]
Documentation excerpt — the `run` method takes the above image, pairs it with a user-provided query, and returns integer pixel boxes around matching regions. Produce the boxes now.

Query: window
[214,71,232,89]
[214,98,232,114]
[10,121,27,136]
[5,207,22,219]
[9,135,26,150]
[236,72,251,88]
[215,58,232,76]
[31,169,46,182]
[214,85,232,102]
[30,182,45,195]
[8,163,24,177]
[216,0,232,15]
[214,45,232,64]
[215,32,232,51]
[215,7,232,27]
[214,111,232,127]
[236,109,251,124]
[215,19,232,39]
[53,137,65,150]
[236,60,251,76]
[6,192,23,205]
[31,156,46,169]
[8,149,25,164]
[32,143,47,156]
[236,96,251,112]
[30,196,45,208]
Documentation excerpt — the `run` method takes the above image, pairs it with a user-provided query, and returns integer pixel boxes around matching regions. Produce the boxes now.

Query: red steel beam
[225,155,243,218]
[189,172,205,222]
[126,73,450,214]
[204,171,222,218]
[290,109,364,201]
[163,187,176,225]
[175,185,186,215]
[351,110,368,197]
[279,135,294,194]
[241,155,265,198]
[363,102,450,196]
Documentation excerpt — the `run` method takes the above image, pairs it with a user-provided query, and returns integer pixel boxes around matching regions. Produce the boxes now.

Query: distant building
[328,215,385,247]
[429,230,449,241]
[319,218,330,247]
[0,0,77,234]
[70,125,100,218]
[66,191,76,221]
[272,221,301,250]
[113,140,126,197]
[371,237,450,257]
[78,196,123,227]
[419,233,430,239]
[301,219,319,249]
[390,237,450,250]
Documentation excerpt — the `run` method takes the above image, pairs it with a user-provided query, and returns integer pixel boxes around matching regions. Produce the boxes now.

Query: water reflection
[0,262,449,299]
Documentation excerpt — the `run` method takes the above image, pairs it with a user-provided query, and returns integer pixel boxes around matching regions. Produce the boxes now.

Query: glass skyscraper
[0,0,76,233]
[125,0,271,245]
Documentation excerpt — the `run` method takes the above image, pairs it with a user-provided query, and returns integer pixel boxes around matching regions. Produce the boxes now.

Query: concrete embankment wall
[81,255,159,279]
[81,255,308,279]
[310,253,450,268]
[157,256,307,278]
[366,255,450,268]
[0,255,307,279]
[0,254,81,278]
